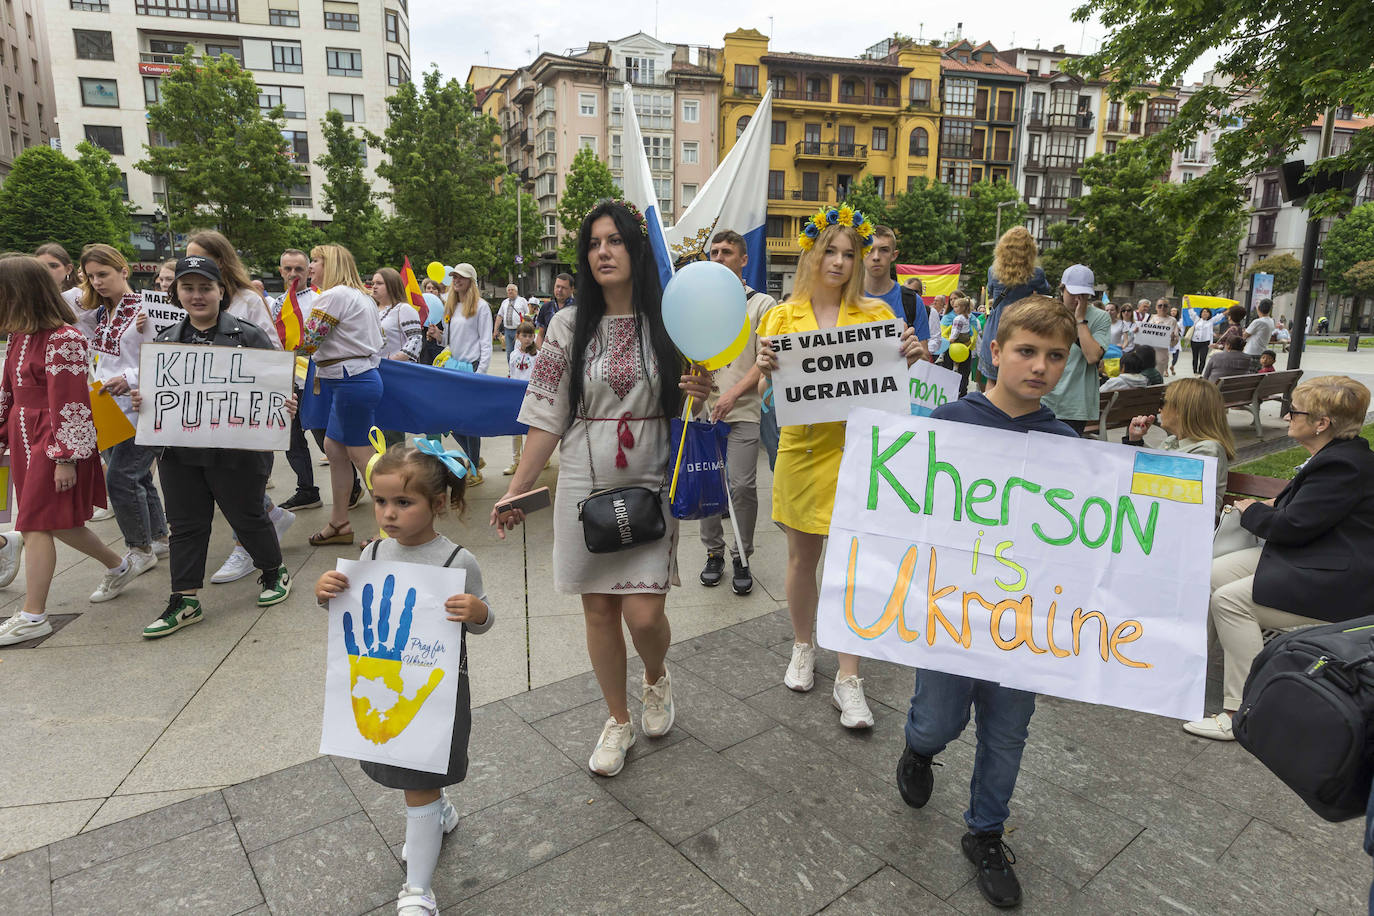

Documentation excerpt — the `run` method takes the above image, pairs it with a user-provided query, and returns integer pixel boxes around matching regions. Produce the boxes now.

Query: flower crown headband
[586,196,650,238]
[798,204,876,257]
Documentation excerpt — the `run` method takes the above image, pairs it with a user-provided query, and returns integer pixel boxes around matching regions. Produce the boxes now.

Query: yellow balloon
[948,342,970,363]
[698,317,751,371]
[426,261,445,283]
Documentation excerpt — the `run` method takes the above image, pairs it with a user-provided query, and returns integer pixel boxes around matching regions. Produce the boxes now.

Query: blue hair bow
[413,436,471,479]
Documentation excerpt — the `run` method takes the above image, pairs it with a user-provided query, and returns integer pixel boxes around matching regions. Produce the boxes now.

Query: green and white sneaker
[143,595,202,639]
[257,565,291,607]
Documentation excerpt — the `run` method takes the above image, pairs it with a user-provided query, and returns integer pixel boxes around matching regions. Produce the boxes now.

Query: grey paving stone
[248,811,397,916]
[223,755,360,852]
[676,636,793,699]
[424,771,634,906]
[679,795,882,916]
[50,821,261,916]
[946,859,1100,915]
[597,737,773,844]
[663,664,777,752]
[48,791,230,879]
[459,820,745,915]
[820,865,957,915]
[726,608,798,650]
[232,906,270,916]
[500,670,606,724]
[531,697,687,772]
[0,847,51,916]
[664,621,750,662]
[1029,695,1209,780]
[1221,817,1368,915]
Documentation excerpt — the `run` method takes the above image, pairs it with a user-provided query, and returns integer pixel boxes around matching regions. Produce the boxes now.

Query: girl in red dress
[0,256,128,647]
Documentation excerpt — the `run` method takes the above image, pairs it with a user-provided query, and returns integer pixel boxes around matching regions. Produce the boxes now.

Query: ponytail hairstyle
[569,199,682,430]
[35,243,76,291]
[369,441,467,517]
[78,243,131,311]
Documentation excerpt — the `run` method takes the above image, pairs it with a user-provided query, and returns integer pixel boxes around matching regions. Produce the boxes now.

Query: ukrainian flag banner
[1130,452,1204,504]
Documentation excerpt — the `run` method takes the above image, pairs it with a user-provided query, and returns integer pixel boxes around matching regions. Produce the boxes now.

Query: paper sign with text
[908,359,964,417]
[771,319,908,425]
[134,343,294,450]
[141,290,187,342]
[1133,321,1173,349]
[817,408,1213,720]
[320,559,467,774]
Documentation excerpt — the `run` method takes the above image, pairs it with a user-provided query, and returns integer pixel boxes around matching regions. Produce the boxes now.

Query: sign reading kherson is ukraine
[817,409,1215,720]
[770,319,909,425]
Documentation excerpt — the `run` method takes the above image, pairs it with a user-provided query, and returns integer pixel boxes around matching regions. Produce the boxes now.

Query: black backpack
[899,285,929,334]
[1233,616,1374,822]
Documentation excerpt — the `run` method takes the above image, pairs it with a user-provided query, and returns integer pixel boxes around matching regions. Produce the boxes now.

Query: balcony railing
[991,109,1019,125]
[907,98,935,111]
[775,87,830,103]
[1044,153,1085,170]
[1257,192,1281,209]
[794,140,868,160]
[766,237,800,253]
[1144,119,1173,137]
[1045,111,1094,131]
[1106,117,1121,132]
[1040,196,1071,212]
[615,68,671,88]
[732,84,762,98]
[836,92,900,107]
[1249,232,1277,248]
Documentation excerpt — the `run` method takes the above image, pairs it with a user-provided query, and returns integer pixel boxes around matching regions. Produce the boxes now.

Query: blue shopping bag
[669,417,731,520]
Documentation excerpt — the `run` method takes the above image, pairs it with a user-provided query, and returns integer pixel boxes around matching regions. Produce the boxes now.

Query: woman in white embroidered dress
[0,256,129,647]
[494,199,710,778]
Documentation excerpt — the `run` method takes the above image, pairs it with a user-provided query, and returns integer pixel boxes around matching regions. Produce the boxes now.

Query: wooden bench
[1215,369,1303,438]
[1222,471,1289,507]
[1083,384,1168,439]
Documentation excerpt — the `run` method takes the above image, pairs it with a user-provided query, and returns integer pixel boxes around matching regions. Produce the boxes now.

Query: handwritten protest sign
[320,559,467,774]
[141,290,186,342]
[908,359,963,417]
[1133,321,1173,349]
[771,319,908,425]
[817,408,1214,720]
[135,343,294,450]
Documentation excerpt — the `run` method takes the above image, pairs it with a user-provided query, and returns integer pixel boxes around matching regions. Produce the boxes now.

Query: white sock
[404,799,444,894]
[268,505,286,523]
[20,611,44,623]
[111,558,129,575]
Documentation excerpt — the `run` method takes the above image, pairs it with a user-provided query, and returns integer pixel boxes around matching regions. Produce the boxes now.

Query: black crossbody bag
[575,400,666,554]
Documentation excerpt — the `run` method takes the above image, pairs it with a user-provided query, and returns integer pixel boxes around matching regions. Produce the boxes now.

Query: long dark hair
[567,199,682,428]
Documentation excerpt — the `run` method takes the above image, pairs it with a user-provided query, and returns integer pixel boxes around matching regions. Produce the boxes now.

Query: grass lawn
[1305,337,1374,347]
[1233,422,1374,479]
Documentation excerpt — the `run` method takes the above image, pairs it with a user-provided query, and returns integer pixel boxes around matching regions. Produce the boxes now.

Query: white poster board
[1133,321,1173,349]
[134,343,294,450]
[817,408,1214,720]
[141,290,187,342]
[770,319,909,425]
[908,359,964,417]
[320,559,467,774]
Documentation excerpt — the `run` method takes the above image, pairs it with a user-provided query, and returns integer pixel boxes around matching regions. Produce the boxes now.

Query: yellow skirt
[771,421,847,535]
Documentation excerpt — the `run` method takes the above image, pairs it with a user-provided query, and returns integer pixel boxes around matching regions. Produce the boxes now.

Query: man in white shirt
[496,283,528,366]
[1243,298,1276,370]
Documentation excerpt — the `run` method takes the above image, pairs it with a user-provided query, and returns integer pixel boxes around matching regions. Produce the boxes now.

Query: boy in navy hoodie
[896,294,1077,909]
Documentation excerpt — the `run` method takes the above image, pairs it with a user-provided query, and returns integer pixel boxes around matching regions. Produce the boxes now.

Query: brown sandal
[309,521,354,546]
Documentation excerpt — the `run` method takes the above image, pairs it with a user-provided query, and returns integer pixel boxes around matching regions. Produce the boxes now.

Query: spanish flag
[895,263,962,303]
[401,256,428,324]
[276,277,304,351]
[1130,452,1204,505]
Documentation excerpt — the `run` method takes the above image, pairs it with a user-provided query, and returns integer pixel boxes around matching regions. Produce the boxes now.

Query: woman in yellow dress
[757,210,925,729]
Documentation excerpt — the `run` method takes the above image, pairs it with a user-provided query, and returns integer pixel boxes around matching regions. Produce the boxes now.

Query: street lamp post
[994,199,1016,243]
[509,169,524,295]
[153,207,173,259]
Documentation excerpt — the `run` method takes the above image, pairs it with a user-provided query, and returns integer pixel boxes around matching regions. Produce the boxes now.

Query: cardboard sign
[908,359,964,417]
[320,559,467,774]
[134,343,294,450]
[770,319,908,425]
[141,290,187,342]
[817,409,1214,720]
[1133,321,1173,349]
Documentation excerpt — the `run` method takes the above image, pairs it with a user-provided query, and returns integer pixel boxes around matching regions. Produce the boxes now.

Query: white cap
[1061,264,1095,295]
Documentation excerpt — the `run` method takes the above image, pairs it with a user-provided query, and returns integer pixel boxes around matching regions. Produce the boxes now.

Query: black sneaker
[700,553,725,587]
[896,744,936,808]
[280,490,322,511]
[730,556,753,595]
[348,479,364,509]
[961,831,1022,908]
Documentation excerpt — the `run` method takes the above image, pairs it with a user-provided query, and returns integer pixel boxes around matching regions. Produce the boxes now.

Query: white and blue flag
[620,83,676,291]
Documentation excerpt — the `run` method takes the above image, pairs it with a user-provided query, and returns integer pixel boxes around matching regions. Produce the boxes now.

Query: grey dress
[517,308,680,594]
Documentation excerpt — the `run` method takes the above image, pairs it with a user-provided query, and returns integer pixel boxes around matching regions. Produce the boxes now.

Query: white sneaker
[0,611,50,646]
[151,537,170,559]
[210,547,255,584]
[588,717,636,776]
[89,559,140,603]
[395,884,438,916]
[641,671,675,737]
[0,532,24,587]
[272,507,296,542]
[832,675,875,729]
[784,642,816,692]
[90,505,115,521]
[129,548,158,578]
[1182,711,1235,741]
[401,792,459,861]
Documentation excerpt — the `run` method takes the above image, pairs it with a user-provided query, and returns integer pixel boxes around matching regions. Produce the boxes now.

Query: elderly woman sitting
[1189,376,1374,740]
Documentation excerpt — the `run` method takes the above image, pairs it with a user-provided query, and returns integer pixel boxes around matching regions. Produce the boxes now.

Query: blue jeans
[904,669,1037,834]
[102,439,167,551]
[503,329,518,364]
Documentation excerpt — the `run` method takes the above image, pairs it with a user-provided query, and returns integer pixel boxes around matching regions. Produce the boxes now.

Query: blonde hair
[1294,376,1371,440]
[995,294,1075,348]
[991,226,1038,287]
[444,274,480,321]
[1163,378,1237,460]
[788,224,870,312]
[309,244,368,293]
[187,230,259,306]
[0,255,77,332]
[78,243,130,311]
[951,294,972,314]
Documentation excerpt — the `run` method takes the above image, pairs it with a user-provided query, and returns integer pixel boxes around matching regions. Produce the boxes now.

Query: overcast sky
[415,1,1218,87]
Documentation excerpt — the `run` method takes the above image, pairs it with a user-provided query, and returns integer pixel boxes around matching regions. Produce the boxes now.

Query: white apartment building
[44,0,411,264]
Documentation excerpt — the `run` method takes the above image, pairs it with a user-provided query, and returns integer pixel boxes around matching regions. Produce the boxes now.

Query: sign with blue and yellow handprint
[320,558,466,774]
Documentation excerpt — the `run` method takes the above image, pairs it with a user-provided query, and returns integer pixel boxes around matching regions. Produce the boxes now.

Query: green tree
[365,69,502,268]
[74,141,135,258]
[885,177,962,266]
[1245,253,1302,295]
[1157,167,1249,294]
[1344,261,1374,297]
[557,146,618,264]
[488,181,542,286]
[843,175,890,228]
[316,108,381,268]
[138,49,298,267]
[0,146,121,257]
[1324,203,1374,296]
[958,180,1027,291]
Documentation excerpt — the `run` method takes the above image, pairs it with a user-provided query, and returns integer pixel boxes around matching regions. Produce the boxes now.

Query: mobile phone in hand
[496,486,551,518]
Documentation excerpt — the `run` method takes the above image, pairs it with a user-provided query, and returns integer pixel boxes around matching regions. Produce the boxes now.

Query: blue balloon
[661,261,748,363]
[421,293,444,325]
[927,336,948,357]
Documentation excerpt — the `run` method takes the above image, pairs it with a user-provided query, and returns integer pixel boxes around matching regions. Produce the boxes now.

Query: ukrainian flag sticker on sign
[1131,452,1204,504]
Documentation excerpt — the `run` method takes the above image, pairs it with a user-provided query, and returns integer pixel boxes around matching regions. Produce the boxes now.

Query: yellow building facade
[1096,84,1179,154]
[718,29,942,293]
